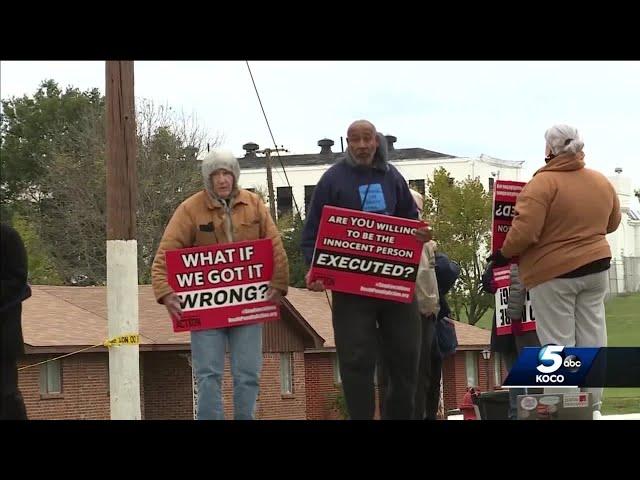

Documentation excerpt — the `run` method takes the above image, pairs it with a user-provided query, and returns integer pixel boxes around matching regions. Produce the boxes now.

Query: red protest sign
[491,180,525,254]
[308,206,425,303]
[491,180,537,335]
[165,239,279,332]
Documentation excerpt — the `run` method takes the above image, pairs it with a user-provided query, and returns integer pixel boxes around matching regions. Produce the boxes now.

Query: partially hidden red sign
[165,238,279,332]
[493,265,537,336]
[308,206,426,303]
[491,180,525,255]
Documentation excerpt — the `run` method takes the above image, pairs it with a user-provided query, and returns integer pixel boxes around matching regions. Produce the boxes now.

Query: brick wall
[442,351,502,413]
[18,353,111,420]
[17,349,312,420]
[142,351,193,420]
[255,352,306,420]
[142,351,307,420]
[304,352,383,420]
[443,353,466,412]
[305,352,341,420]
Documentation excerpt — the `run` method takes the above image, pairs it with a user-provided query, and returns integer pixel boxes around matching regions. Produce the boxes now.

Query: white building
[231,136,639,294]
[606,169,640,293]
[236,136,524,219]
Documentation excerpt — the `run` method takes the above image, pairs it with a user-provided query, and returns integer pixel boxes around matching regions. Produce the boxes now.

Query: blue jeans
[190,323,263,420]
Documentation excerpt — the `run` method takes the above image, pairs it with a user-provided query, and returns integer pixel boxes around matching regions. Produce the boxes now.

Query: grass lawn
[603,293,640,415]
[459,293,640,415]
[455,307,492,329]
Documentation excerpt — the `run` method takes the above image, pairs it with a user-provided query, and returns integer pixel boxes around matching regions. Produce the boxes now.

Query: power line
[246,62,334,308]
[245,61,302,218]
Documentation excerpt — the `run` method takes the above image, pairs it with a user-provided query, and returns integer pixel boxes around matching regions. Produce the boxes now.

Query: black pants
[1,357,27,420]
[333,292,420,420]
[414,314,441,420]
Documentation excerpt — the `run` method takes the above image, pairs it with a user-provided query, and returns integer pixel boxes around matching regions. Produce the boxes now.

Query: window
[40,360,62,395]
[465,352,478,388]
[304,185,316,215]
[493,352,503,386]
[333,353,341,385]
[408,179,425,196]
[280,353,294,395]
[276,186,293,219]
[373,362,379,386]
[488,177,495,192]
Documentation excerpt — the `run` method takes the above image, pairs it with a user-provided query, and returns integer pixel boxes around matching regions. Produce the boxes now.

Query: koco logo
[535,345,581,383]
[537,345,564,373]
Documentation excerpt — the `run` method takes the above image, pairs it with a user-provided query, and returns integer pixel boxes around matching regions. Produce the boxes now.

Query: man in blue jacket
[301,119,432,420]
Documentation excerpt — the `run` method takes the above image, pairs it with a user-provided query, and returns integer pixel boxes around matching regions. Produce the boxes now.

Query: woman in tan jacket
[151,149,289,420]
[490,124,621,412]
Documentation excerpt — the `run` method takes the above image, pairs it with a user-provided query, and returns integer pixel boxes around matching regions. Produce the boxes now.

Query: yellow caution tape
[19,334,141,371]
[104,334,140,347]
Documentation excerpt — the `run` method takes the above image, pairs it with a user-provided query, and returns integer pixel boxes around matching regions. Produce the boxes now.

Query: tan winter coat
[501,151,621,289]
[151,189,289,302]
[415,240,440,317]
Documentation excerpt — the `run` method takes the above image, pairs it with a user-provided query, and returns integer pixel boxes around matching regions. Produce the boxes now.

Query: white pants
[529,270,608,411]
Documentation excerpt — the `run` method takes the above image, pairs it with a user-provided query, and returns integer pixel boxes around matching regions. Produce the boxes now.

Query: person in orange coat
[152,150,289,420]
[490,124,621,413]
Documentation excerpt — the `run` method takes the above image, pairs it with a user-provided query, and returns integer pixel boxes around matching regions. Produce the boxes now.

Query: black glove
[486,250,509,267]
[481,261,495,293]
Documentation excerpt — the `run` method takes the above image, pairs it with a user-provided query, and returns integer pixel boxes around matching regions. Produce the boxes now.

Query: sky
[1,60,638,190]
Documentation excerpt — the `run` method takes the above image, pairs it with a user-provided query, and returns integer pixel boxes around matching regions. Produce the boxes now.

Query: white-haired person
[489,124,621,414]
[152,150,289,420]
[408,189,440,419]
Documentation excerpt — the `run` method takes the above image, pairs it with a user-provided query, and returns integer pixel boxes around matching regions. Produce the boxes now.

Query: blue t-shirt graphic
[359,183,387,213]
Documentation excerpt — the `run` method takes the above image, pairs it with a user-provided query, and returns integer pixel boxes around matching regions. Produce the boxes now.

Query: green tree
[2,81,218,284]
[11,215,62,285]
[1,79,103,219]
[135,99,213,284]
[423,167,493,325]
[277,212,306,288]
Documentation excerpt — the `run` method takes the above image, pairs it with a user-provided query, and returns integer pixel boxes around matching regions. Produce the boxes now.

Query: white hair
[544,124,584,155]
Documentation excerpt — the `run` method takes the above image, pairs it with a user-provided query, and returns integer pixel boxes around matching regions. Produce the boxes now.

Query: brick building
[283,288,506,418]
[18,285,506,420]
[19,285,322,420]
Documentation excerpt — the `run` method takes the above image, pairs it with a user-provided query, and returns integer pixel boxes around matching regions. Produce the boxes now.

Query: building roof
[21,285,324,353]
[451,320,491,349]
[477,154,525,168]
[283,287,490,351]
[283,288,337,349]
[238,147,455,170]
[22,285,489,353]
[22,286,190,352]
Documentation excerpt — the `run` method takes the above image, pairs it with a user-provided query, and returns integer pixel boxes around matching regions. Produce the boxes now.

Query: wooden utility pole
[257,147,288,221]
[105,61,141,420]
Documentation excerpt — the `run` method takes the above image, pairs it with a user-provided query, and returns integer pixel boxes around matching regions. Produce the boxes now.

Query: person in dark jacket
[301,119,432,420]
[489,125,620,413]
[420,251,460,420]
[482,261,539,420]
[1,223,31,420]
[379,249,459,420]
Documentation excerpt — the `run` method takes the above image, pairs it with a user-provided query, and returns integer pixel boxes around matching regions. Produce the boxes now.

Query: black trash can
[476,390,510,420]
